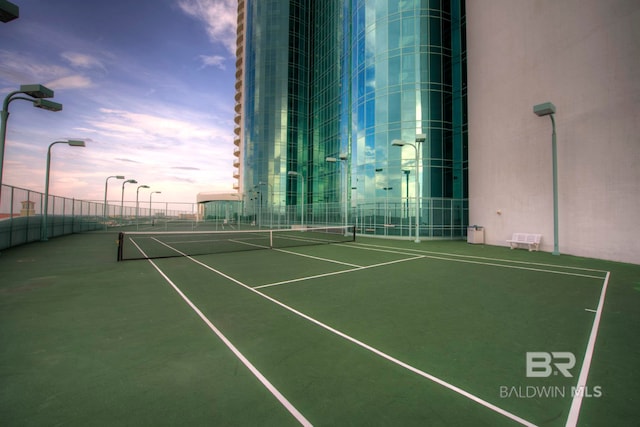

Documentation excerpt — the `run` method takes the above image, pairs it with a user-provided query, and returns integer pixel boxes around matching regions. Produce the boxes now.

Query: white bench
[507,233,542,251]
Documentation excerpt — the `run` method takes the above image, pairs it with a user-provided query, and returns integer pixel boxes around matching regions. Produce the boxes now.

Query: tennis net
[117,225,355,261]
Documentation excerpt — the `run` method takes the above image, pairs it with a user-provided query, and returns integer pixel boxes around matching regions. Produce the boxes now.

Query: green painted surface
[1,233,638,426]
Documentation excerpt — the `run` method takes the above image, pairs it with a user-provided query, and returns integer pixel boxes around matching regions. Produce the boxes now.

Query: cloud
[61,52,106,71]
[0,50,94,91]
[172,166,201,170]
[177,0,237,54]
[46,74,93,90]
[0,49,69,86]
[199,54,226,70]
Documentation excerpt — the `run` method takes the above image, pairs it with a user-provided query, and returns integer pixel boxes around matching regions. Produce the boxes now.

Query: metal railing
[1,183,469,251]
[0,184,197,250]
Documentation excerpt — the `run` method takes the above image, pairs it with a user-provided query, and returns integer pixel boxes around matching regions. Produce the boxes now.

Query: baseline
[566,271,611,427]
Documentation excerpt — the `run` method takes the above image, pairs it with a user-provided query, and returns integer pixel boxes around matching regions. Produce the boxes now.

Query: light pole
[326,154,349,232]
[392,134,426,243]
[534,102,559,255]
[149,191,161,222]
[1,84,62,193]
[104,175,125,226]
[120,179,137,219]
[136,185,150,227]
[41,139,86,241]
[287,170,305,228]
[403,169,410,238]
[258,181,273,229]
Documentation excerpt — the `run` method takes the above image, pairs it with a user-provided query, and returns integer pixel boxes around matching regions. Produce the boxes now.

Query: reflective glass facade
[242,0,467,237]
[243,0,311,221]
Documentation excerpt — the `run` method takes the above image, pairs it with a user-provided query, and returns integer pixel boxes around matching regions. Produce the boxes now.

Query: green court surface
[1,232,639,426]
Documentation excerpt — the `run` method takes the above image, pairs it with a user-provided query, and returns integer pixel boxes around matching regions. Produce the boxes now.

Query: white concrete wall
[466,0,640,264]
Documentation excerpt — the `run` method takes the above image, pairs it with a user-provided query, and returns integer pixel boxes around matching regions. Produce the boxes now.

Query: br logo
[526,352,576,378]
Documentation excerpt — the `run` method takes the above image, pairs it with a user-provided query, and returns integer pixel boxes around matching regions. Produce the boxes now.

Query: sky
[0,0,237,206]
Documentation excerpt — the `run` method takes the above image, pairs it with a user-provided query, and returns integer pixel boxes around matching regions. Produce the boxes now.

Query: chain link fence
[0,184,197,250]
[1,183,468,251]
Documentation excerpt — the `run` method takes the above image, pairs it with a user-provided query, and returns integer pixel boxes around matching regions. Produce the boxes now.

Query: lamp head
[0,0,20,23]
[325,157,337,162]
[67,140,85,147]
[19,84,54,99]
[533,102,556,117]
[125,179,137,184]
[115,175,125,179]
[391,139,405,147]
[34,99,63,112]
[287,171,298,176]
[415,134,426,143]
[139,185,150,189]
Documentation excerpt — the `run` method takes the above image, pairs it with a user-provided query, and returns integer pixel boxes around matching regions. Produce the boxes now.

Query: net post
[351,225,356,242]
[117,232,124,261]
[269,230,273,248]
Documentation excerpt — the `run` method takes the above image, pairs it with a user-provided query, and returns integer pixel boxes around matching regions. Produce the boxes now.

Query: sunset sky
[0,0,237,206]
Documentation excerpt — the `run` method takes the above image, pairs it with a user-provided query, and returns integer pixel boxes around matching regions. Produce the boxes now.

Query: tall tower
[232,0,246,194]
[346,0,468,238]
[239,0,467,236]
[241,0,311,223]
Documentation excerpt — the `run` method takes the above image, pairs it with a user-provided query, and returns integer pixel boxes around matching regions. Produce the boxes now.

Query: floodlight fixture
[33,98,63,112]
[288,170,305,227]
[391,134,426,243]
[19,84,54,99]
[533,102,556,117]
[325,154,350,231]
[136,185,151,225]
[42,140,87,241]
[533,101,560,255]
[104,175,126,225]
[120,179,138,219]
[0,0,19,23]
[1,83,60,193]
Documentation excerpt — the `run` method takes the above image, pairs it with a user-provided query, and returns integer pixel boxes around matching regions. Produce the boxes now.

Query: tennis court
[1,230,639,426]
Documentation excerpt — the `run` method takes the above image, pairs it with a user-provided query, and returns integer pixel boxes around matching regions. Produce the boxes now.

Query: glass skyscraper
[237,0,467,237]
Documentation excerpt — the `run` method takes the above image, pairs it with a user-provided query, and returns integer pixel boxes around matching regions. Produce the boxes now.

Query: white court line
[566,271,611,427]
[133,238,312,427]
[150,239,536,426]
[353,242,609,274]
[255,255,425,289]
[349,243,605,280]
[274,248,363,268]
